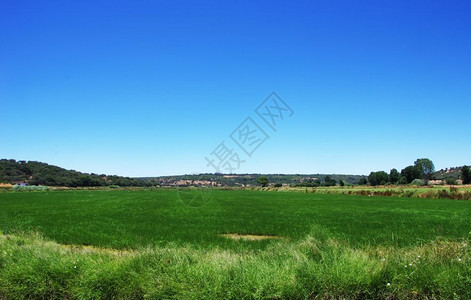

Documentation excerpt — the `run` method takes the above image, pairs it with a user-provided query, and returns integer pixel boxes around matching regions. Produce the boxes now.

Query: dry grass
[220,233,285,241]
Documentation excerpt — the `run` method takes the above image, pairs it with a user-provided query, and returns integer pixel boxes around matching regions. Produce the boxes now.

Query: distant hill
[6,158,465,188]
[141,173,366,187]
[0,159,152,187]
[1,158,366,187]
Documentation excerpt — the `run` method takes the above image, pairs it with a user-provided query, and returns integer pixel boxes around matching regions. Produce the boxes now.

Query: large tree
[414,158,435,182]
[323,176,337,186]
[368,171,389,186]
[389,168,400,184]
[462,166,471,184]
[401,166,421,184]
[256,176,269,187]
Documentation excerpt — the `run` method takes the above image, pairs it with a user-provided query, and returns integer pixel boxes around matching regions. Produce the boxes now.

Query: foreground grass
[1,190,470,298]
[0,229,469,299]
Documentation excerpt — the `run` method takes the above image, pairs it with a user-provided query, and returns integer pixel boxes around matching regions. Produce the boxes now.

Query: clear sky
[1,0,470,177]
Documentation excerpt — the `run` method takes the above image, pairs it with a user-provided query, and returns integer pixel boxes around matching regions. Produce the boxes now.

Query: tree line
[364,158,471,186]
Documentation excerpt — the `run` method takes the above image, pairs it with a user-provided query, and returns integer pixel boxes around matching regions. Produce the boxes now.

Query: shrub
[445,178,457,185]
[411,179,426,186]
[438,189,450,199]
[274,183,282,188]
[11,185,50,192]
[399,176,408,184]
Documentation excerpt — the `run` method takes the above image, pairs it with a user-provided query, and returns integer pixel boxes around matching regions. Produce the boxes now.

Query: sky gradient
[1,0,470,176]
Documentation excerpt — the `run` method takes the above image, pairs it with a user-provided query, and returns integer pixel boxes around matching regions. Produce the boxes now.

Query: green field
[1,189,470,249]
[1,189,470,299]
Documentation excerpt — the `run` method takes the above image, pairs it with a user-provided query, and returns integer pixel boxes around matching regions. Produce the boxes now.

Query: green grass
[0,189,470,249]
[1,189,470,299]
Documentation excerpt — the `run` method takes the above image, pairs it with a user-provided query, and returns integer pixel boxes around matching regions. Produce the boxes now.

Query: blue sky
[1,0,470,176]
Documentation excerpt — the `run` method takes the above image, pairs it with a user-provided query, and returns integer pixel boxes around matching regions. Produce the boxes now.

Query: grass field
[1,189,470,298]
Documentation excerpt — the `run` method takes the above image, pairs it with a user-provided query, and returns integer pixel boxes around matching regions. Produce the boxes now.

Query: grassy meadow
[0,189,470,298]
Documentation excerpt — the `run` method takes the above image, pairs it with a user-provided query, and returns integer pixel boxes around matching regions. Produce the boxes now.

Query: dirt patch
[60,244,133,256]
[220,233,284,241]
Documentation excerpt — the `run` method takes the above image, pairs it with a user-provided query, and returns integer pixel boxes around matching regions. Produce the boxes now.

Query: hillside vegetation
[0,159,364,187]
[0,159,152,187]
[2,158,469,189]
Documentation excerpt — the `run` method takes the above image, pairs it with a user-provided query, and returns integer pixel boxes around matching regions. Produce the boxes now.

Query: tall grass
[0,230,469,299]
[265,186,471,200]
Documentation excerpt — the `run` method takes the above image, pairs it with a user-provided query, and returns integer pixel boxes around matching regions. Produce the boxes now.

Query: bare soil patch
[220,233,284,241]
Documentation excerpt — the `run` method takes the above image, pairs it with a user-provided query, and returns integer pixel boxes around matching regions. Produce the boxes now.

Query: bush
[274,183,282,188]
[445,178,457,185]
[399,176,408,185]
[411,179,426,186]
[11,185,50,192]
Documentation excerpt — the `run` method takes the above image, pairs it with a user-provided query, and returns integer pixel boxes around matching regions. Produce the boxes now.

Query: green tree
[323,176,337,186]
[445,177,457,185]
[358,177,368,185]
[339,179,345,187]
[256,176,269,187]
[414,158,435,182]
[462,166,471,184]
[401,166,421,184]
[399,176,408,184]
[389,168,400,184]
[368,171,389,186]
